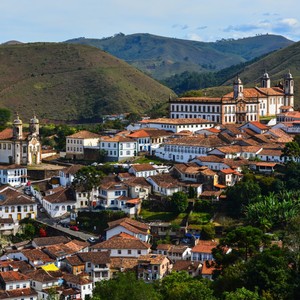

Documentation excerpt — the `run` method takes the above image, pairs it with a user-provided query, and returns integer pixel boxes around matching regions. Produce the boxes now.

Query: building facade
[0,114,41,165]
[169,72,294,124]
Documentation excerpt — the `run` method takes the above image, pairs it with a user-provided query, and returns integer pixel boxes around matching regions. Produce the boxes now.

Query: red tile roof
[191,240,217,254]
[91,233,151,251]
[127,130,150,138]
[130,164,156,172]
[0,271,29,282]
[107,217,149,234]
[67,130,101,139]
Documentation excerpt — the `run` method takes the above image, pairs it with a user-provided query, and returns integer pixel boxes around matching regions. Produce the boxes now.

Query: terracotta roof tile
[147,174,180,189]
[32,236,70,247]
[165,135,225,147]
[130,164,156,172]
[173,260,201,272]
[0,288,37,299]
[0,186,36,206]
[110,257,139,270]
[141,118,215,125]
[67,130,101,139]
[107,217,149,234]
[137,254,168,265]
[91,233,151,251]
[77,251,110,265]
[43,187,76,204]
[191,240,217,254]
[0,271,29,282]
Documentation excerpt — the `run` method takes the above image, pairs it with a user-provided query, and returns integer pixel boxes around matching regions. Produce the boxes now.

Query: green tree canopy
[214,226,270,266]
[224,287,264,300]
[159,271,216,300]
[170,191,188,213]
[0,108,11,129]
[92,272,161,300]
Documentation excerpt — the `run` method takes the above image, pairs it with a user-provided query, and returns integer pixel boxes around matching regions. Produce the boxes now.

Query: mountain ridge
[65,33,294,79]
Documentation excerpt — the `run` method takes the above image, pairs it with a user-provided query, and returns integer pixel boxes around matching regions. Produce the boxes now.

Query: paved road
[36,214,98,242]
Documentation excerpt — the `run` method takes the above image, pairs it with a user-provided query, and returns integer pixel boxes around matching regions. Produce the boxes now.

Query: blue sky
[1,0,300,44]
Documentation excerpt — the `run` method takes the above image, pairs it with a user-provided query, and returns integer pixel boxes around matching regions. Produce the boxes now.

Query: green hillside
[0,43,175,122]
[66,33,293,80]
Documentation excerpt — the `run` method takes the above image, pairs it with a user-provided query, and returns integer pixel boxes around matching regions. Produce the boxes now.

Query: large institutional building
[169,71,294,124]
[0,114,41,165]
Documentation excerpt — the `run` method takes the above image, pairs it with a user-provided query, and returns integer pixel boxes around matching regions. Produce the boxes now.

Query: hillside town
[0,71,300,299]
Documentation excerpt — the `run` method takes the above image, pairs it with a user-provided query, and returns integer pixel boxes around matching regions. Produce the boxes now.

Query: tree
[201,224,215,240]
[243,248,294,299]
[92,272,161,300]
[281,141,300,161]
[73,166,104,209]
[214,226,270,264]
[170,192,188,213]
[159,271,216,300]
[23,223,36,239]
[223,287,264,300]
[126,112,141,123]
[226,179,261,216]
[245,192,300,230]
[0,108,11,129]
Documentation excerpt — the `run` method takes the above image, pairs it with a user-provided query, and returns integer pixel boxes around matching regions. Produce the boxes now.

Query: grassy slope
[66,33,293,79]
[0,43,175,122]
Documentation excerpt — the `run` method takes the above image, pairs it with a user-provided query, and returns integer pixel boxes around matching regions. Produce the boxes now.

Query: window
[128,250,132,254]
[138,250,141,255]
[118,250,121,254]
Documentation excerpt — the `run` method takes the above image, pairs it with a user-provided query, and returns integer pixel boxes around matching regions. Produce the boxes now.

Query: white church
[0,114,41,165]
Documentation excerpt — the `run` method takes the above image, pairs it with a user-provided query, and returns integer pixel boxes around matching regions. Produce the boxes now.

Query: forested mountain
[66,33,293,80]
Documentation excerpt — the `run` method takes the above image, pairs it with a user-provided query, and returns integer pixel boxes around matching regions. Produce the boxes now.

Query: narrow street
[36,212,98,242]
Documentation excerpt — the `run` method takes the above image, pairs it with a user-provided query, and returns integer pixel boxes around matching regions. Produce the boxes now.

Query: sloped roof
[0,271,29,282]
[91,232,150,251]
[191,240,217,254]
[67,130,101,139]
[43,187,76,204]
[77,251,110,265]
[0,186,35,206]
[107,217,149,234]
[130,164,156,172]
[32,236,70,247]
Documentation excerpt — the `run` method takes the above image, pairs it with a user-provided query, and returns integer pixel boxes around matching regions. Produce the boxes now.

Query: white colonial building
[137,118,215,133]
[100,136,137,161]
[0,164,27,187]
[0,114,41,165]
[169,71,294,124]
[0,186,37,222]
[66,130,101,160]
[155,135,225,163]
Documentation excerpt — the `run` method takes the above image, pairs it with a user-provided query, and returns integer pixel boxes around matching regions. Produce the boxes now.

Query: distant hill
[0,43,175,123]
[65,33,294,80]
